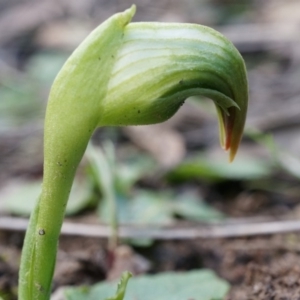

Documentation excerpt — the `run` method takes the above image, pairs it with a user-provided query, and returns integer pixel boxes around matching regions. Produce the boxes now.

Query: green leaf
[168,153,272,182]
[115,156,157,194]
[0,180,41,216]
[86,143,156,197]
[0,178,95,217]
[86,142,115,207]
[26,52,70,85]
[245,129,278,162]
[106,272,132,300]
[65,177,98,215]
[65,269,229,300]
[99,190,174,225]
[0,83,42,126]
[173,193,224,222]
[87,144,224,225]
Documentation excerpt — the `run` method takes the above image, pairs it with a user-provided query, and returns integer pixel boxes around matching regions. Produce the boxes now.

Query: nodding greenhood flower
[19,5,248,300]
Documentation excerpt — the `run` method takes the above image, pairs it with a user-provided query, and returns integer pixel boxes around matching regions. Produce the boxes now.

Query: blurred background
[1,0,300,299]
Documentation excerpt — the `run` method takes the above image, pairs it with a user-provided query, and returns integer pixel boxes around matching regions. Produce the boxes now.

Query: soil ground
[2,227,300,299]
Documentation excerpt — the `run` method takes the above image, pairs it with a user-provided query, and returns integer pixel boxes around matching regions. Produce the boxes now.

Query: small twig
[2,216,300,239]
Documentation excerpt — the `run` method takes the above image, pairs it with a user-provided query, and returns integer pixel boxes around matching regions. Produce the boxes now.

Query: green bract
[19,5,248,300]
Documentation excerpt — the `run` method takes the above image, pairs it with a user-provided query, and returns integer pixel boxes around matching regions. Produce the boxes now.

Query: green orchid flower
[18,5,248,300]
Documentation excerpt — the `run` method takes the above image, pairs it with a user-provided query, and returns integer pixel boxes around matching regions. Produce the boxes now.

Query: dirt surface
[3,230,300,299]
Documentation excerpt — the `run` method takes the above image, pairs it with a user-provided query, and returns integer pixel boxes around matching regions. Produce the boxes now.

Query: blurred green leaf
[0,178,95,217]
[0,51,69,128]
[87,143,225,226]
[246,129,300,181]
[173,193,224,222]
[85,142,118,234]
[245,129,278,162]
[0,83,43,126]
[0,180,40,216]
[99,190,173,225]
[86,142,156,195]
[86,143,168,225]
[65,269,229,300]
[278,152,300,180]
[26,51,70,85]
[86,142,115,205]
[66,177,98,215]
[99,188,224,225]
[168,154,272,182]
[116,156,156,195]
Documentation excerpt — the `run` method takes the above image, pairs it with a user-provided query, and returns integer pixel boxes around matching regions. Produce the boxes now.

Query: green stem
[19,7,135,299]
[19,125,94,299]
